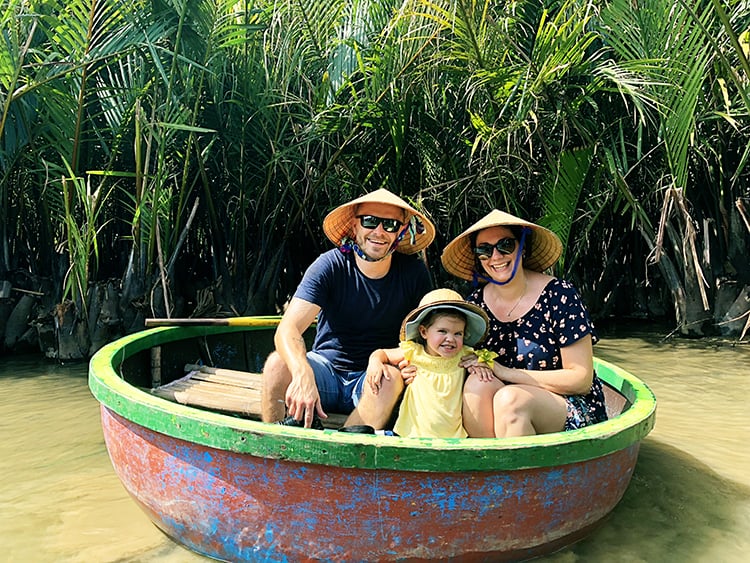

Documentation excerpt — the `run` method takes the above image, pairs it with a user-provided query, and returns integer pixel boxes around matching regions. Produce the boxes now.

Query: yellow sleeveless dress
[393,341,473,438]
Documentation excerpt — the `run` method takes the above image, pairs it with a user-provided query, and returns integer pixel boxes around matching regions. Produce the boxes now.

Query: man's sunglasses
[473,238,517,260]
[357,215,404,233]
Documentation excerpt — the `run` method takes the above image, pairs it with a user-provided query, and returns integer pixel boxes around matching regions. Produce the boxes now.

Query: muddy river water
[1,325,748,562]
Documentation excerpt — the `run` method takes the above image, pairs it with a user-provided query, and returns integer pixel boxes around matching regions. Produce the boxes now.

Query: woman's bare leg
[492,384,567,437]
[463,372,505,437]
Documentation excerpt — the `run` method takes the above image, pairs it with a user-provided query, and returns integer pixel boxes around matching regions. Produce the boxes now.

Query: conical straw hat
[400,288,489,347]
[441,209,562,280]
[322,189,435,254]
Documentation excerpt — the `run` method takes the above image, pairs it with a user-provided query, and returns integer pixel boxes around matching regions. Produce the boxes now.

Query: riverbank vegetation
[1,0,749,359]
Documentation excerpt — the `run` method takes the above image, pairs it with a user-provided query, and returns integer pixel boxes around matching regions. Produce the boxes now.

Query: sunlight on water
[0,358,207,563]
[549,328,750,563]
[595,331,750,485]
[1,327,747,562]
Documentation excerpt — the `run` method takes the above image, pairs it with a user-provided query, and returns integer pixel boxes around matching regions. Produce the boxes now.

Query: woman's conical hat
[441,209,562,280]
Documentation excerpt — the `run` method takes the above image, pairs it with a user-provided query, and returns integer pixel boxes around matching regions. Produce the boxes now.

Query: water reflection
[563,328,750,563]
[1,326,748,562]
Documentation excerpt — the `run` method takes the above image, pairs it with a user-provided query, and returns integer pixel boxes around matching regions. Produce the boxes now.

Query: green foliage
[60,167,113,308]
[537,146,593,271]
[0,0,748,330]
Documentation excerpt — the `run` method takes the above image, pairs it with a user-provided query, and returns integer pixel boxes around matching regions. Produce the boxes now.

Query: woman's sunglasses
[357,215,403,233]
[473,238,517,260]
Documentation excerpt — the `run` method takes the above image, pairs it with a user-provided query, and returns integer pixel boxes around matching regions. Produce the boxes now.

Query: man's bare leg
[344,365,404,429]
[261,351,292,422]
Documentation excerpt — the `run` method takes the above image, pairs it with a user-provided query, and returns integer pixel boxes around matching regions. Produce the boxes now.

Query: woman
[440,209,608,438]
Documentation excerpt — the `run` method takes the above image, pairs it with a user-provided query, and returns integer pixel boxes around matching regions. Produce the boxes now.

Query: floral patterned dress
[467,278,608,430]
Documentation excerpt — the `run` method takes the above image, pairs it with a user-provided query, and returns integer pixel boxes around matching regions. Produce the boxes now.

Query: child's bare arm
[373,347,405,366]
[367,347,405,394]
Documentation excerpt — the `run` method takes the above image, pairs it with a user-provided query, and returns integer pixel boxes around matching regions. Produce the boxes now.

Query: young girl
[367,288,490,438]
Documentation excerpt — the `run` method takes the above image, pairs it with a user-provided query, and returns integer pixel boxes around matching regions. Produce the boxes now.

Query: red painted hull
[102,406,639,562]
[89,322,655,561]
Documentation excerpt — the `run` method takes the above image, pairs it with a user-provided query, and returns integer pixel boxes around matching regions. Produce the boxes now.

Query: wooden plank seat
[150,364,348,429]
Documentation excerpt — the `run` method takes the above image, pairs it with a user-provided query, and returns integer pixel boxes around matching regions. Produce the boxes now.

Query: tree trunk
[55,301,89,361]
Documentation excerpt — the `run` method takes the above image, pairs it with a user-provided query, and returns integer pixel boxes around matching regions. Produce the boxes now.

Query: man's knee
[261,352,291,422]
[263,351,289,386]
[367,365,404,404]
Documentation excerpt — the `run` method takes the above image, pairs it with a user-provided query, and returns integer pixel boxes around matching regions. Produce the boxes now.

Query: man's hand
[273,297,326,428]
[285,368,327,428]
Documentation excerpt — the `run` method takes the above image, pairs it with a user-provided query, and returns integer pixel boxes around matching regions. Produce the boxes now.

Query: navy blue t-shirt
[294,249,432,372]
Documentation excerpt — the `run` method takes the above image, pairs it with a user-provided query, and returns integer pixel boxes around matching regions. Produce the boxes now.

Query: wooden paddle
[144,316,281,327]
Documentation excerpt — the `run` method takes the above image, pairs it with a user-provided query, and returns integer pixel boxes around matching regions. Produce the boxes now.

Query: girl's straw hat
[441,209,562,281]
[322,188,435,254]
[400,288,489,347]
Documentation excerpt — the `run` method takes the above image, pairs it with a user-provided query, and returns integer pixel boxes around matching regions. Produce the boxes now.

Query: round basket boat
[88,318,656,562]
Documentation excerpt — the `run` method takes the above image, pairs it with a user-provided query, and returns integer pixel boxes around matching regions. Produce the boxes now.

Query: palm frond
[538,146,593,271]
[601,0,717,190]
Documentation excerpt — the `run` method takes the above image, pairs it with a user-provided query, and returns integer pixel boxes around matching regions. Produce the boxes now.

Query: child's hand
[399,361,417,385]
[366,359,389,395]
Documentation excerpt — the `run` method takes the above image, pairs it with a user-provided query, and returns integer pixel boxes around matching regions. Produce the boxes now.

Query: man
[261,188,435,429]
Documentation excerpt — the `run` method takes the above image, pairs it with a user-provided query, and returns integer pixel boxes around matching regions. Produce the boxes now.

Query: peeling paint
[90,320,657,561]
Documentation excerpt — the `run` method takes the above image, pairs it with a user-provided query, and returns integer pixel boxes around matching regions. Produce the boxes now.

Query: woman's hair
[413,308,467,345]
[470,225,532,272]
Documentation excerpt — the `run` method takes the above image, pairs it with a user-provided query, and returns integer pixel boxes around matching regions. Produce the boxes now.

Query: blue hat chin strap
[471,227,530,287]
[339,237,385,262]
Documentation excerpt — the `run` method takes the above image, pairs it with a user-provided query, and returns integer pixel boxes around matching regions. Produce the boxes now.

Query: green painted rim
[88,319,656,472]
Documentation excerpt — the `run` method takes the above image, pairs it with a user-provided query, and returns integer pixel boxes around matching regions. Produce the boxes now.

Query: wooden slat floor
[150,364,348,428]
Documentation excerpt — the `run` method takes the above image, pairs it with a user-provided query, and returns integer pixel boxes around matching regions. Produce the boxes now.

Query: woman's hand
[462,350,502,383]
[459,352,479,369]
[467,364,495,382]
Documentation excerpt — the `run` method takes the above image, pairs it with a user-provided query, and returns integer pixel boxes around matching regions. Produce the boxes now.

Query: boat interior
[120,328,631,430]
